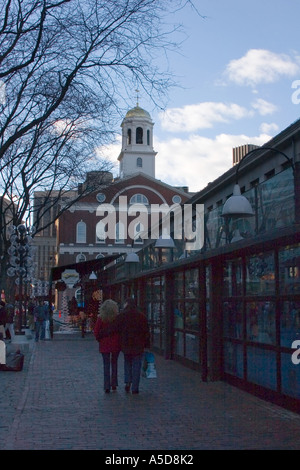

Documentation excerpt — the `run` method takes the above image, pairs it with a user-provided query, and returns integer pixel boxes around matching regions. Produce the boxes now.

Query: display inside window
[279,244,300,294]
[223,259,243,297]
[280,301,300,347]
[246,252,275,295]
[223,301,243,339]
[246,301,276,344]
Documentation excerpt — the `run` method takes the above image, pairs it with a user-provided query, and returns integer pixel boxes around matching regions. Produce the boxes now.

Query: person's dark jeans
[35,321,46,341]
[101,352,120,390]
[124,353,143,393]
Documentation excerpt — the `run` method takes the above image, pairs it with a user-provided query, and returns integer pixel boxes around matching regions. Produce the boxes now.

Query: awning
[50,254,123,282]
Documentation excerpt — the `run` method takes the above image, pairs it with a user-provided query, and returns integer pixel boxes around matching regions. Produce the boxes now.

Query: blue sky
[105,0,300,193]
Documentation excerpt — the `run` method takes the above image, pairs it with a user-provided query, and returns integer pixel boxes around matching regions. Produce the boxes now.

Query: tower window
[136,127,143,144]
[137,157,143,168]
[147,130,150,145]
[76,221,86,243]
[127,129,131,145]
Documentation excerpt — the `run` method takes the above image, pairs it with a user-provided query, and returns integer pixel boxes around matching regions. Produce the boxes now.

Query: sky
[103,0,300,194]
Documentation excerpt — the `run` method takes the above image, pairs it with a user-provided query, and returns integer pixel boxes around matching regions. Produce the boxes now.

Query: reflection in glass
[280,301,300,347]
[185,269,199,298]
[246,252,275,295]
[185,301,199,330]
[174,301,184,329]
[279,244,300,294]
[281,352,300,399]
[223,259,243,297]
[223,301,243,339]
[185,334,199,362]
[247,346,277,390]
[223,341,243,378]
[174,331,184,356]
[246,301,275,344]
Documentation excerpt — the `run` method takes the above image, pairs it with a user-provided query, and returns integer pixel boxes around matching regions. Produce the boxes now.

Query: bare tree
[0,0,202,294]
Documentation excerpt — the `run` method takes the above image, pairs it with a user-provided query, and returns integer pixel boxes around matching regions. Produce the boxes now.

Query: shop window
[281,352,300,398]
[280,301,300,347]
[223,259,243,297]
[223,301,243,340]
[247,347,277,390]
[246,301,276,344]
[279,244,300,294]
[246,252,275,295]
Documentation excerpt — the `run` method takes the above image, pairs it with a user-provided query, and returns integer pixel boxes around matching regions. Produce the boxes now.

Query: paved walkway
[1,332,300,451]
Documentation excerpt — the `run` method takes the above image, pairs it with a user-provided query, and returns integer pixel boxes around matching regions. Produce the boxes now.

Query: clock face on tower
[96,193,106,203]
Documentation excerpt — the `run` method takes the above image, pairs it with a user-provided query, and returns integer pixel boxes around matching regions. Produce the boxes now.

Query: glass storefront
[173,268,200,365]
[222,243,300,404]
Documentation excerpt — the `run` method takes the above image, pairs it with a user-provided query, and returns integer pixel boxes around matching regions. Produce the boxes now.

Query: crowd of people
[0,298,53,342]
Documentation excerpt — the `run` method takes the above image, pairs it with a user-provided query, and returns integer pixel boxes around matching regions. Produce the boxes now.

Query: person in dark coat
[0,301,6,340]
[96,297,150,394]
[94,300,121,393]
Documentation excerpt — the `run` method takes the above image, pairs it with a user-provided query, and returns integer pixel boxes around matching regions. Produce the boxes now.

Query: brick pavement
[1,332,300,451]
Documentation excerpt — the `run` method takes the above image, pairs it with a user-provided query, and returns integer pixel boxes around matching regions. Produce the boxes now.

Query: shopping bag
[142,351,157,378]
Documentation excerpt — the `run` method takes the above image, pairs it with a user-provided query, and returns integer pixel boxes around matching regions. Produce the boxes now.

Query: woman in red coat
[94,299,121,394]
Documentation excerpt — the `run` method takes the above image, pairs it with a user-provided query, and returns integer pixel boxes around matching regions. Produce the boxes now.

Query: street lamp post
[7,224,35,335]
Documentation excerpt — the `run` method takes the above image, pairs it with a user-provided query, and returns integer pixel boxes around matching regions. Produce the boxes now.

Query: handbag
[0,325,6,339]
[142,351,157,378]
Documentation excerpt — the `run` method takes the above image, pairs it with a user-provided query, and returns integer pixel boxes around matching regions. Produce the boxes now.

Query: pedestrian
[96,297,150,395]
[27,299,36,332]
[94,299,121,394]
[34,299,48,341]
[79,309,86,338]
[4,303,15,342]
[0,301,6,340]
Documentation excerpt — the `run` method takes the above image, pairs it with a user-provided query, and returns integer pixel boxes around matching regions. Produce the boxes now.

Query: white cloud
[225,49,300,86]
[155,133,271,193]
[251,98,277,116]
[159,102,252,133]
[259,122,279,134]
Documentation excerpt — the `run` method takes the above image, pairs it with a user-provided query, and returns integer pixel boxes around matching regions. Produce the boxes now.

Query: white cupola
[118,103,157,178]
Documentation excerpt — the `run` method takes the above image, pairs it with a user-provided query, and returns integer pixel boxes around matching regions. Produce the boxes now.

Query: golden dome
[125,105,151,119]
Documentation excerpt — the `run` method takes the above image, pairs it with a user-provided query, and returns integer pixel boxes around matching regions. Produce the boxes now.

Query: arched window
[76,221,86,243]
[96,253,104,259]
[137,157,143,168]
[147,130,150,145]
[130,194,149,205]
[76,253,86,263]
[127,129,131,145]
[136,127,143,144]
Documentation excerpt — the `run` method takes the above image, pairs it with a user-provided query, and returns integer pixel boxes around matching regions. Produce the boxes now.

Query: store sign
[61,269,79,287]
